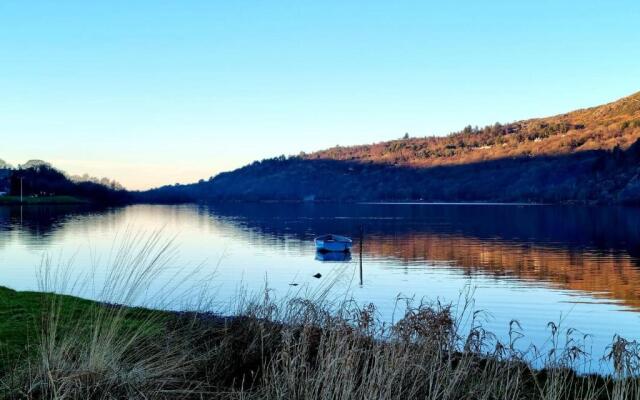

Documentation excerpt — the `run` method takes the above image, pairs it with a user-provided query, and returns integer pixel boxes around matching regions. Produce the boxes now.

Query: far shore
[0,195,90,205]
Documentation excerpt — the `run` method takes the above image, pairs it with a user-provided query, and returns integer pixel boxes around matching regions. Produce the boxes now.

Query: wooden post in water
[359,226,364,286]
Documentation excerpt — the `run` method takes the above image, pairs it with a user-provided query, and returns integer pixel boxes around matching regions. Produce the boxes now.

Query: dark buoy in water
[313,273,322,279]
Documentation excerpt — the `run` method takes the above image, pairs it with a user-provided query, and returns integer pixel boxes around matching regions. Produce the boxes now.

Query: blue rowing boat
[315,234,352,253]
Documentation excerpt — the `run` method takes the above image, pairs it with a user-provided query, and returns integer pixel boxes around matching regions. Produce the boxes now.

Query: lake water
[2,203,640,370]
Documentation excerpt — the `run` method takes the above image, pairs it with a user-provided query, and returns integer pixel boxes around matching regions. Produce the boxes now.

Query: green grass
[0,286,166,373]
[0,195,90,205]
[0,287,44,362]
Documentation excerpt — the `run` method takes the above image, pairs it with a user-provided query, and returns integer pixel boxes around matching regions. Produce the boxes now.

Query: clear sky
[1,1,639,189]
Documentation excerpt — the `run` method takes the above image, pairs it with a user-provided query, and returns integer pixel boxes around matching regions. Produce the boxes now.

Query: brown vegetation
[306,91,640,168]
[6,286,640,400]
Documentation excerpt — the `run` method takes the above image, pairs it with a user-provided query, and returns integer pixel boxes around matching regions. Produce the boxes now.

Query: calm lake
[2,203,640,367]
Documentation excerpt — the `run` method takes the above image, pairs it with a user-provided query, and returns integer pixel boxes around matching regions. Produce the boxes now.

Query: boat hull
[315,251,352,262]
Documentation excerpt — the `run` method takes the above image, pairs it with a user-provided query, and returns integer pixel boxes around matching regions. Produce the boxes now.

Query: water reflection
[364,234,640,309]
[200,202,640,310]
[1,202,640,362]
[2,203,640,310]
[0,205,119,248]
[315,251,352,263]
[203,202,640,260]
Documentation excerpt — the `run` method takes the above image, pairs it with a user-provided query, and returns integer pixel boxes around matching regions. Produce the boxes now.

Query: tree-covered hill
[0,161,131,205]
[305,91,640,168]
[138,90,640,204]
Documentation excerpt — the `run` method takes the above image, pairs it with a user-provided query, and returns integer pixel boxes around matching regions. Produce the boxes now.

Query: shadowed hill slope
[140,91,640,204]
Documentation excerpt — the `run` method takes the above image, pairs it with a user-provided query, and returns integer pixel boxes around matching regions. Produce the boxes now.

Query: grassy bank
[1,284,640,400]
[0,286,165,366]
[0,196,90,205]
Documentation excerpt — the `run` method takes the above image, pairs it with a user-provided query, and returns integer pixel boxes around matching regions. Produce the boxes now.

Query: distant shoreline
[0,195,90,205]
[358,201,545,206]
[0,197,619,207]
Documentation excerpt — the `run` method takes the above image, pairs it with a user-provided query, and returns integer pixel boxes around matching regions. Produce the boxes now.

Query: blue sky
[1,1,639,189]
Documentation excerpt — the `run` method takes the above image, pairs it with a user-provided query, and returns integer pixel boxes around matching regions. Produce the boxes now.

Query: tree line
[0,161,131,204]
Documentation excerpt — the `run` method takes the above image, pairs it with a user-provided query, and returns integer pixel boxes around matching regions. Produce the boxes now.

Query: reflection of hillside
[0,205,126,249]
[204,203,640,259]
[6,197,635,262]
[3,203,640,311]
[203,203,640,310]
[364,234,640,310]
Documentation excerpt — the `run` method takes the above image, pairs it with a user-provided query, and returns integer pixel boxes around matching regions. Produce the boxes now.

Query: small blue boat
[315,234,353,253]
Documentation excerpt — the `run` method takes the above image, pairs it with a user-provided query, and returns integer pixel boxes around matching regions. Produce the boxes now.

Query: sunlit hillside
[306,91,640,167]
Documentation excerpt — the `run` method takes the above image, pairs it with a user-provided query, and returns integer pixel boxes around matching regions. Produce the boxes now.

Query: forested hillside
[140,91,640,204]
[306,91,640,167]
